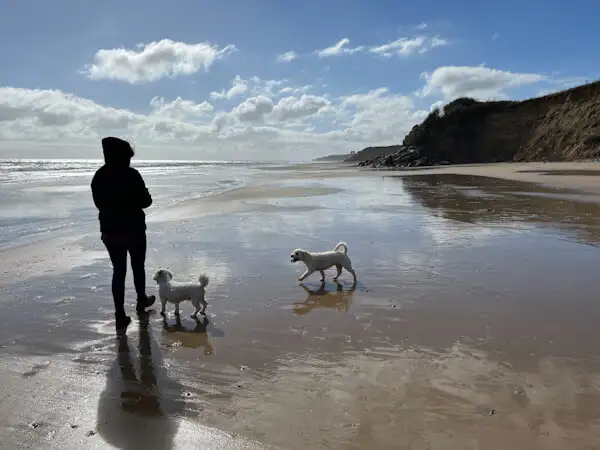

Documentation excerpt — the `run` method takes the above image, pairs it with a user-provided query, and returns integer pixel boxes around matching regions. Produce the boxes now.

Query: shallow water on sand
[2,165,600,449]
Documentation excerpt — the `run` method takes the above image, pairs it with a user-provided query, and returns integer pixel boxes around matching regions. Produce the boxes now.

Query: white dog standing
[153,268,210,318]
[291,242,357,283]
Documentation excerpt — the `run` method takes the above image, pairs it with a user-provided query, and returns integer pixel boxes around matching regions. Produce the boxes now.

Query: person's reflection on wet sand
[294,280,356,316]
[162,315,215,355]
[96,313,183,450]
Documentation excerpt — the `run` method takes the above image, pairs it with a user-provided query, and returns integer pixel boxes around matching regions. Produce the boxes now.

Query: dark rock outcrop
[355,146,449,168]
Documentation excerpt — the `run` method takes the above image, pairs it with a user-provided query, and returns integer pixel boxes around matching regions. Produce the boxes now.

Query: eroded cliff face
[350,81,600,168]
[515,91,600,162]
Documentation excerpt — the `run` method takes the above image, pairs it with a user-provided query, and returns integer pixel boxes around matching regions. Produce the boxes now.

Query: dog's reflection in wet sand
[162,315,214,356]
[294,280,357,316]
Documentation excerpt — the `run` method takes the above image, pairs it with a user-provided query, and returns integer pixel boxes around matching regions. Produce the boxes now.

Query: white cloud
[330,88,427,142]
[370,37,426,57]
[369,36,448,57]
[150,96,213,120]
[316,38,364,58]
[342,88,392,107]
[230,95,274,123]
[416,22,428,30]
[270,95,331,122]
[210,76,311,103]
[492,32,500,41]
[276,51,298,62]
[277,85,311,96]
[0,87,138,132]
[212,93,331,130]
[419,65,548,100]
[0,86,328,160]
[315,35,449,59]
[83,39,237,84]
[0,83,429,160]
[429,36,449,49]
[248,77,288,97]
[428,100,446,112]
[209,75,248,100]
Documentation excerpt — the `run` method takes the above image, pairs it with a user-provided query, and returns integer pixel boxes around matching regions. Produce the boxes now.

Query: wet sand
[385,161,600,195]
[2,163,600,448]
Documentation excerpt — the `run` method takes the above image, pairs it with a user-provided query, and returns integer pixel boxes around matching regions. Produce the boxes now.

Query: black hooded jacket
[91,137,152,234]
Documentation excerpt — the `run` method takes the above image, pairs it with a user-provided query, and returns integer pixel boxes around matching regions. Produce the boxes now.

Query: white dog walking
[153,268,210,318]
[291,241,357,283]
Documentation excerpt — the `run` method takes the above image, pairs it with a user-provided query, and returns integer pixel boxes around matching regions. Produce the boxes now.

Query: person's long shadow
[96,313,184,450]
[294,280,357,316]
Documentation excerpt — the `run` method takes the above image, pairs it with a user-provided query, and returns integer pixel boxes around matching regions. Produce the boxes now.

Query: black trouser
[102,231,147,319]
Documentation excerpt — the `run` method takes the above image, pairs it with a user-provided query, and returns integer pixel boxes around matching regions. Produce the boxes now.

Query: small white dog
[291,242,357,283]
[153,268,210,318]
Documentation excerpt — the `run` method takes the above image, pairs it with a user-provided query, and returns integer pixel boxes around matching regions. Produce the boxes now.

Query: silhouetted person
[91,137,155,333]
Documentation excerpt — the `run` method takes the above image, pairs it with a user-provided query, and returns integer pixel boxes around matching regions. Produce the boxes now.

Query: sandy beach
[1,160,600,449]
[387,161,600,195]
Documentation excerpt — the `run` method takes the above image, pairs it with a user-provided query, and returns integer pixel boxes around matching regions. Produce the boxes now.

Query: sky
[0,0,598,161]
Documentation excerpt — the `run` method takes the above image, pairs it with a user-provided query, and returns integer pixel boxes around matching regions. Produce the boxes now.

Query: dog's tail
[198,274,210,287]
[333,241,348,254]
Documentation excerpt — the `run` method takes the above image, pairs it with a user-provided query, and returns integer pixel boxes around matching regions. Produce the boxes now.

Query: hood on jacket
[101,137,134,167]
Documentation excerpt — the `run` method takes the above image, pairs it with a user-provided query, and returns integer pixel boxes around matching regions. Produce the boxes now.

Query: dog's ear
[154,268,169,281]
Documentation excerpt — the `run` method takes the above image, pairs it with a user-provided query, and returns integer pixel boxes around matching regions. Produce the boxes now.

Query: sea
[0,159,273,250]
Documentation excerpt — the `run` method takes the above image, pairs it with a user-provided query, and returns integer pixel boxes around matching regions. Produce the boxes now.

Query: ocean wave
[0,158,273,183]
[0,158,269,172]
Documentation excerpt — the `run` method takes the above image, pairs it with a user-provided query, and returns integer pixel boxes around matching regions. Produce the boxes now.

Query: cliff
[314,153,352,162]
[350,80,600,168]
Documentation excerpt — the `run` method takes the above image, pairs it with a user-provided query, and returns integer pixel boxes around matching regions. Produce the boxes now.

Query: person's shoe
[116,316,132,335]
[136,295,156,313]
